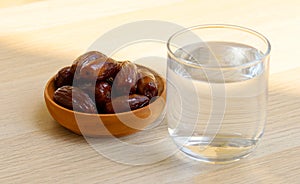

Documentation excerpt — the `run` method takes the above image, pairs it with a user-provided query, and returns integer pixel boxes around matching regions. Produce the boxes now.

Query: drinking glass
[166,24,271,163]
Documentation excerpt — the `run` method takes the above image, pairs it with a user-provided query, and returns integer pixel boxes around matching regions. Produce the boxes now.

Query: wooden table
[1,0,299,183]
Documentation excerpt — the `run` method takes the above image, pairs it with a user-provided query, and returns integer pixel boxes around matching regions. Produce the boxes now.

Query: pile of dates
[53,51,163,114]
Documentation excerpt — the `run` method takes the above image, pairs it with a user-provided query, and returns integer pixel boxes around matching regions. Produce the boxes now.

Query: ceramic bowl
[44,72,166,137]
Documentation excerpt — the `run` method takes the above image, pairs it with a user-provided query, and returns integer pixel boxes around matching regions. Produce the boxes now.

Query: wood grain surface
[0,0,299,183]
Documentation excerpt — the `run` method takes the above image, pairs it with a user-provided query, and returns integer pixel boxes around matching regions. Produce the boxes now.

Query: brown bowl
[44,73,166,137]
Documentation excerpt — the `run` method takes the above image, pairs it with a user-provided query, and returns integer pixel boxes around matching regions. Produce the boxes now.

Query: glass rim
[166,24,271,70]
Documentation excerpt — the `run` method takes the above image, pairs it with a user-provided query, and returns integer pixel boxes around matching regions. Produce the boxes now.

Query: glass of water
[166,24,271,163]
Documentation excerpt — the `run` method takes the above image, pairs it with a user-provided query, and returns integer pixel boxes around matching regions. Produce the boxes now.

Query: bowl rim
[44,74,166,117]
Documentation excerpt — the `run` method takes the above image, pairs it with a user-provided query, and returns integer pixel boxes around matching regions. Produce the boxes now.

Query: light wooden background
[0,0,299,183]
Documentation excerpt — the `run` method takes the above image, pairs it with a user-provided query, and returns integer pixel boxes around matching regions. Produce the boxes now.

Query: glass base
[179,146,255,164]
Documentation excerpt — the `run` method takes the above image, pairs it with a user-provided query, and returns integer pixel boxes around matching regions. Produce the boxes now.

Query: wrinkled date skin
[54,86,97,114]
[105,94,149,113]
[71,51,107,75]
[54,66,74,88]
[80,58,119,81]
[137,68,158,99]
[113,61,138,96]
[74,82,94,96]
[94,81,112,109]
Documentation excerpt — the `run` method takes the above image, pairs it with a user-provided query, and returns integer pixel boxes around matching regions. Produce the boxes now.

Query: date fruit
[54,86,97,114]
[74,82,94,96]
[71,51,107,75]
[137,68,158,99]
[105,94,149,113]
[54,66,74,88]
[79,57,119,81]
[52,51,164,114]
[95,81,112,109]
[112,61,138,95]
